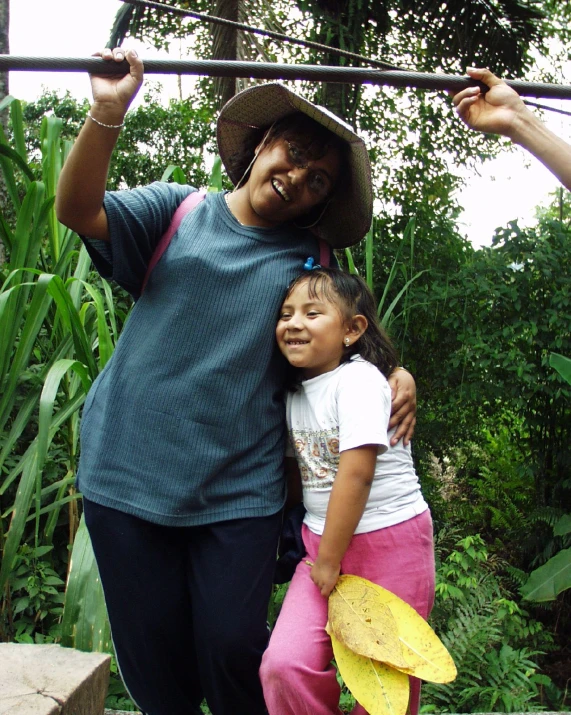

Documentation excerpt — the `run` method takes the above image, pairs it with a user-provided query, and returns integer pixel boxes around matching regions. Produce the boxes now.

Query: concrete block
[0,643,110,714]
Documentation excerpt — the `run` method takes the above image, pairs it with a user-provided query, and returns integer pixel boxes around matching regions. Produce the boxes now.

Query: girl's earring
[344,338,350,346]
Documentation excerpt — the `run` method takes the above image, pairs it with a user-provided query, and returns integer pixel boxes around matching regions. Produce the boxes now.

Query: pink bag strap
[141,190,207,295]
[305,240,331,270]
[318,239,330,267]
[141,190,330,295]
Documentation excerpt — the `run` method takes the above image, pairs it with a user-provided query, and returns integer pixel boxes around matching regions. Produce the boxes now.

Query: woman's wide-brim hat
[217,83,373,249]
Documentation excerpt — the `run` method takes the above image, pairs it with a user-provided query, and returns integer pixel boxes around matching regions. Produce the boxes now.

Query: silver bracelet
[87,112,125,130]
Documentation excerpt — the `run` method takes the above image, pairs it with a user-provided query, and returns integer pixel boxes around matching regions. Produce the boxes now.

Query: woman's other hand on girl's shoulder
[387,368,416,446]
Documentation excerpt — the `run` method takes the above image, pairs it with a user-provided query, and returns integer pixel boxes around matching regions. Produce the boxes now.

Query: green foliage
[60,516,111,652]
[268,581,289,630]
[521,352,571,603]
[8,543,65,644]
[105,655,139,711]
[0,97,119,645]
[551,351,571,388]
[399,216,571,549]
[22,89,215,192]
[522,547,571,603]
[434,534,489,602]
[299,0,546,80]
[344,218,428,338]
[109,86,214,190]
[424,533,554,713]
[429,422,536,544]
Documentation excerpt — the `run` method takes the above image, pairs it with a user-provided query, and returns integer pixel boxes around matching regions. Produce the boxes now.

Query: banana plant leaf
[61,515,112,653]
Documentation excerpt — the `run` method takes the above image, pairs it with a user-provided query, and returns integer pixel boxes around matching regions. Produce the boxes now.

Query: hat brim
[216,83,372,249]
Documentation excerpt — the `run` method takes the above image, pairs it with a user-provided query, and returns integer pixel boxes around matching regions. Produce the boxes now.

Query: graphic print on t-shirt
[291,428,340,488]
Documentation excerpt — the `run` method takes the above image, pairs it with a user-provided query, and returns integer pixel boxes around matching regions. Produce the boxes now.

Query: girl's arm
[55,48,144,241]
[310,444,377,598]
[453,67,571,192]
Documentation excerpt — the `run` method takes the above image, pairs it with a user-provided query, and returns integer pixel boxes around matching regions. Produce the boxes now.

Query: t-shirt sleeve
[81,182,195,298]
[337,362,390,454]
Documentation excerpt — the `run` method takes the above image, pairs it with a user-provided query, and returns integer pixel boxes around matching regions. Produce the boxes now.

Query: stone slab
[0,643,111,714]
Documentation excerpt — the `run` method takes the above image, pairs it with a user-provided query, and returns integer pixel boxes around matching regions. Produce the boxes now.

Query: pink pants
[260,510,435,715]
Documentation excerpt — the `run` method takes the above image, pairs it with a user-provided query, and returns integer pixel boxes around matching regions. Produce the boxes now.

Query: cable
[523,99,571,117]
[119,0,405,72]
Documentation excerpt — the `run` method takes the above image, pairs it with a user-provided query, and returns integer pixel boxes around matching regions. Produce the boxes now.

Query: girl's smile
[276,280,366,378]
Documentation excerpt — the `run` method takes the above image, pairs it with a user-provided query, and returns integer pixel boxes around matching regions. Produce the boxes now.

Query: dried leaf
[328,576,411,670]
[330,631,410,715]
[334,575,457,684]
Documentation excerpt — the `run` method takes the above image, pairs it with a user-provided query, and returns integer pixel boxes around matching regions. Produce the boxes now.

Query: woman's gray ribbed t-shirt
[78,183,321,526]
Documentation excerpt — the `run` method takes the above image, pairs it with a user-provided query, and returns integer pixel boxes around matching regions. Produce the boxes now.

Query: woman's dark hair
[284,266,399,378]
[227,112,351,210]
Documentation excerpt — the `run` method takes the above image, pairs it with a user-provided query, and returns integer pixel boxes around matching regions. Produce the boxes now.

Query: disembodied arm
[453,67,571,192]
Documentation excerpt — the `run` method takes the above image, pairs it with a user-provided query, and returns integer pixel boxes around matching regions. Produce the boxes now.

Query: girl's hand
[452,67,528,140]
[310,557,340,598]
[89,47,144,123]
[387,368,416,446]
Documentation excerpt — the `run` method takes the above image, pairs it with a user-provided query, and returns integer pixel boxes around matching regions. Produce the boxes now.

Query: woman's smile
[271,178,292,202]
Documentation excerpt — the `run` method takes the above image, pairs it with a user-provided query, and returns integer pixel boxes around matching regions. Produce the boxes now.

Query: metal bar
[2,56,571,100]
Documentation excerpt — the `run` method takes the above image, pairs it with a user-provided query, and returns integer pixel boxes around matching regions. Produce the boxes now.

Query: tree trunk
[0,0,9,267]
[212,0,240,110]
[311,0,367,124]
[0,0,8,99]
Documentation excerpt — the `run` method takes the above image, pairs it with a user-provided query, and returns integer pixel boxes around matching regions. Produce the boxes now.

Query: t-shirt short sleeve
[337,361,390,454]
[81,181,194,298]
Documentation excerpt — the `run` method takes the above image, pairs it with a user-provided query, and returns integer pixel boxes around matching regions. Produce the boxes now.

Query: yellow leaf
[330,631,410,715]
[328,577,412,671]
[335,575,457,684]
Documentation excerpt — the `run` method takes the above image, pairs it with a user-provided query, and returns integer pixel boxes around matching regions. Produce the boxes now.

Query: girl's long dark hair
[284,267,399,379]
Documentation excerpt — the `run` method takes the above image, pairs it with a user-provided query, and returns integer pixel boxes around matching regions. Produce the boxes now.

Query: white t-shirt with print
[286,356,428,535]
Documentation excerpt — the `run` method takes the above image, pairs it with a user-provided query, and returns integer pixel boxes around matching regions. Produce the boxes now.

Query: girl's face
[244,135,341,227]
[276,279,362,378]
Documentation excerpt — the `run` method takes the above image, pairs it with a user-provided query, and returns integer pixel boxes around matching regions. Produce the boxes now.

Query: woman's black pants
[83,498,282,715]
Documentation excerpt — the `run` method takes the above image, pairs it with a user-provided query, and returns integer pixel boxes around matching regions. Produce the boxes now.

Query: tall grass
[345,217,428,338]
[0,96,117,645]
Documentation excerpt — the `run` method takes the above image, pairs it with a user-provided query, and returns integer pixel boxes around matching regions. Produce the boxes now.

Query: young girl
[260,267,435,715]
[54,49,417,715]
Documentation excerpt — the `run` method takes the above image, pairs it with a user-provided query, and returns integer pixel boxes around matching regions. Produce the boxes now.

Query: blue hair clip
[304,257,321,271]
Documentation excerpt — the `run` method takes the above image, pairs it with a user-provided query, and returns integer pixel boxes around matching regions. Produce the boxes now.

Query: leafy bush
[0,96,107,641]
[423,533,554,713]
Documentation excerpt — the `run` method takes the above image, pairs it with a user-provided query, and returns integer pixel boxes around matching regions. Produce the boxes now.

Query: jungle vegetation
[1,0,570,711]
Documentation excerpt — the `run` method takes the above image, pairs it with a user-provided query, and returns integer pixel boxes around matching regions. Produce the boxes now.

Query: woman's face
[244,135,341,227]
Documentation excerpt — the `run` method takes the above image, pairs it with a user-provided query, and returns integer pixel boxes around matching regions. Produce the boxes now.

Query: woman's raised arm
[55,48,144,241]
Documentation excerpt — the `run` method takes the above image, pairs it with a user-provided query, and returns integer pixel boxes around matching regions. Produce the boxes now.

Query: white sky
[8,0,570,248]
